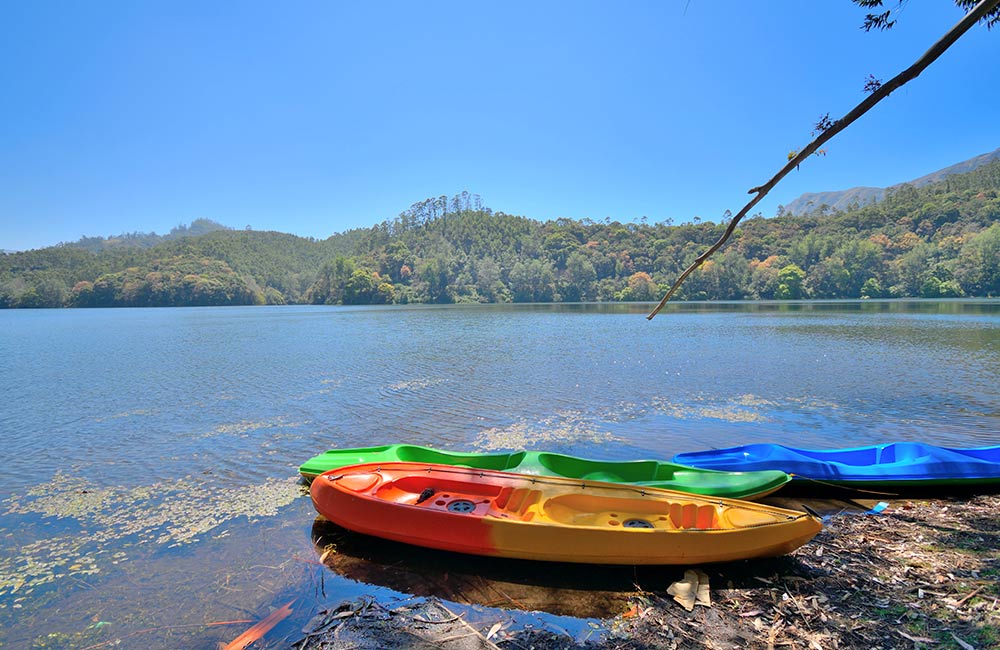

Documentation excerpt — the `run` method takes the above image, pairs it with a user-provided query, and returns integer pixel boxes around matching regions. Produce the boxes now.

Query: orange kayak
[310,462,822,565]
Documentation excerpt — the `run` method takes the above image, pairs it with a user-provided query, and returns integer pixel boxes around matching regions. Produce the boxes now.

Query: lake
[1,300,998,648]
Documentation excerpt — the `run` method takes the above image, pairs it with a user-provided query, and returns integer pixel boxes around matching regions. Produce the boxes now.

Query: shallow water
[1,300,997,648]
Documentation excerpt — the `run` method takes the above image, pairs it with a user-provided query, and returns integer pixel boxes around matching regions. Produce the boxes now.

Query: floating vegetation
[473,395,847,453]
[648,394,771,423]
[209,416,303,438]
[474,412,621,451]
[0,473,303,608]
[297,377,344,398]
[644,393,841,424]
[386,377,447,391]
[588,393,845,428]
[94,408,155,422]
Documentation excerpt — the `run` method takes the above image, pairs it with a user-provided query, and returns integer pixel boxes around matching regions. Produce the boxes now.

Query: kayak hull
[310,462,822,565]
[299,444,790,500]
[672,442,1000,491]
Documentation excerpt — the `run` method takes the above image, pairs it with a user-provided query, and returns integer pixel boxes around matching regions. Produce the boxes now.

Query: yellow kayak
[310,462,822,565]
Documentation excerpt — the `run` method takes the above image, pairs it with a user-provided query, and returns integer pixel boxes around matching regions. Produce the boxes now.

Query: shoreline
[295,494,1000,649]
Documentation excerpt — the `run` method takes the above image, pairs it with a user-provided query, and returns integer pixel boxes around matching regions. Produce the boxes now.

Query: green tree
[563,251,597,301]
[860,277,886,299]
[618,272,657,301]
[308,256,356,304]
[473,257,508,302]
[343,268,377,304]
[419,257,453,303]
[954,223,1000,296]
[382,241,413,283]
[747,257,782,299]
[509,259,556,302]
[806,257,851,298]
[775,264,807,300]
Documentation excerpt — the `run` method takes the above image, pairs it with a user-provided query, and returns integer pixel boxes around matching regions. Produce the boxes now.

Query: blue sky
[1,1,997,251]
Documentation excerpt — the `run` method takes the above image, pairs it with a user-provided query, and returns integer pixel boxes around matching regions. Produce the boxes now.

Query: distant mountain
[64,218,231,252]
[780,147,1000,216]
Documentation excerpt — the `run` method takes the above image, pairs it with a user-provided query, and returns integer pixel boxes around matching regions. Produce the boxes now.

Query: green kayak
[298,444,790,500]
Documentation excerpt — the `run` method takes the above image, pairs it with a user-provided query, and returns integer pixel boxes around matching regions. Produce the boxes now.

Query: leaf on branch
[863,74,883,94]
[862,10,896,32]
[812,113,835,136]
[954,1,1000,30]
[857,0,998,31]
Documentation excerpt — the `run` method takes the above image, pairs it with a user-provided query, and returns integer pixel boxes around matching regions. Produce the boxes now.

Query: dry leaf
[667,571,698,611]
[695,569,711,607]
[667,569,711,611]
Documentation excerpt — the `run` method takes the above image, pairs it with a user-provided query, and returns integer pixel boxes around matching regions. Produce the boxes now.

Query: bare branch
[647,0,1000,320]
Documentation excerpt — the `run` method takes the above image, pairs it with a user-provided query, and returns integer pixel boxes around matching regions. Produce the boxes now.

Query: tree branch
[647,0,1000,320]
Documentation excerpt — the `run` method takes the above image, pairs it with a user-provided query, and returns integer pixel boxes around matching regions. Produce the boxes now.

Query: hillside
[2,162,999,308]
[780,147,1000,215]
[63,218,232,252]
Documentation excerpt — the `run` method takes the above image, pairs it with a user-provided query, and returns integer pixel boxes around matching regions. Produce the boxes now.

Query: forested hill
[63,218,232,252]
[2,162,999,308]
[780,147,1000,215]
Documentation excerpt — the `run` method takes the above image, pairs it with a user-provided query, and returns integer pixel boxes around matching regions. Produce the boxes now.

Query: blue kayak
[672,442,1000,491]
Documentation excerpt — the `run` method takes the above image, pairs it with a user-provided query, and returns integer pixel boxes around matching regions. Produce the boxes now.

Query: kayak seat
[669,503,719,530]
[492,487,543,518]
[542,494,678,529]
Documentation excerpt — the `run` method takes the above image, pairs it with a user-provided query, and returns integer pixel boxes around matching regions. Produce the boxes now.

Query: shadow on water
[310,517,645,618]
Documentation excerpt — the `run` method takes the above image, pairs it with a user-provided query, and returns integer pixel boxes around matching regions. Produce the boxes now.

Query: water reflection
[310,517,638,618]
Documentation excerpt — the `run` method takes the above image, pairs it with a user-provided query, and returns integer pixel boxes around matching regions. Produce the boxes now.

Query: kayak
[309,462,822,565]
[298,444,790,500]
[672,442,1000,491]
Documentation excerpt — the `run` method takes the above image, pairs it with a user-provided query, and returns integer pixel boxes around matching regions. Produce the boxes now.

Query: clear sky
[1,1,997,251]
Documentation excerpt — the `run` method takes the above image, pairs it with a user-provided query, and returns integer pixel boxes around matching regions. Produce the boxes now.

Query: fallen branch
[647,0,1000,319]
[955,584,986,607]
[221,599,295,650]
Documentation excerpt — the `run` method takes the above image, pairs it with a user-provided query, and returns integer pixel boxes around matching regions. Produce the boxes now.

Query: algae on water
[0,472,302,607]
[474,411,622,451]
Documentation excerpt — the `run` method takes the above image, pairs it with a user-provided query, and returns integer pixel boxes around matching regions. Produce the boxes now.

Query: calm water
[1,301,998,648]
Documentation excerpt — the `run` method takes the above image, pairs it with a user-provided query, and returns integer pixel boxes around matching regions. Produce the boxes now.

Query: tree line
[2,161,999,309]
